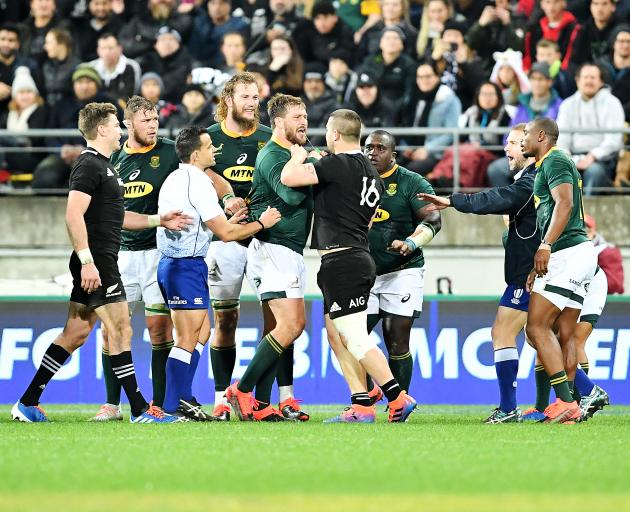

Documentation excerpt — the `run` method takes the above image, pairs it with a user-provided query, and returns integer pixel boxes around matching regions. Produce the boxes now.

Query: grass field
[1,405,629,512]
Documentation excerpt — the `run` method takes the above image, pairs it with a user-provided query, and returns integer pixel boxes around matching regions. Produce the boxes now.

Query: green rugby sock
[389,352,413,392]
[580,362,589,374]
[151,341,173,407]
[254,359,278,405]
[210,344,236,392]
[102,348,121,405]
[276,344,294,387]
[549,371,574,403]
[534,364,550,412]
[239,334,283,393]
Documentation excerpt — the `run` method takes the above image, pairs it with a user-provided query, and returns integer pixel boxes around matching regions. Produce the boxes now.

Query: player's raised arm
[122,210,193,231]
[280,144,320,187]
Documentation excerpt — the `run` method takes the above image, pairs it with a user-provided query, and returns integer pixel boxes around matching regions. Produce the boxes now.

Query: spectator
[221,31,247,74]
[416,0,453,60]
[400,61,462,176]
[536,38,576,98]
[300,62,339,133]
[598,24,630,121]
[118,0,192,59]
[337,0,381,38]
[137,26,194,103]
[42,28,79,108]
[359,26,417,106]
[432,20,485,109]
[72,0,123,61]
[293,1,356,67]
[453,0,494,28]
[466,0,526,75]
[571,0,619,68]
[187,0,250,68]
[523,0,581,71]
[0,23,41,116]
[0,67,48,175]
[343,71,398,127]
[585,214,625,294]
[20,0,72,66]
[246,0,304,56]
[265,35,303,96]
[139,71,177,123]
[248,66,271,125]
[459,81,512,149]
[325,48,358,104]
[557,62,625,195]
[489,48,530,107]
[89,33,141,108]
[163,83,214,129]
[357,0,419,60]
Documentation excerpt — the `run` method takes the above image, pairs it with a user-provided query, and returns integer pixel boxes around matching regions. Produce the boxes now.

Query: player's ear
[392,151,397,160]
[123,119,132,130]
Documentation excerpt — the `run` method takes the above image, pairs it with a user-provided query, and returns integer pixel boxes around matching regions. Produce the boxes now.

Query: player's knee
[525,324,543,346]
[146,317,170,344]
[214,305,240,333]
[60,325,90,351]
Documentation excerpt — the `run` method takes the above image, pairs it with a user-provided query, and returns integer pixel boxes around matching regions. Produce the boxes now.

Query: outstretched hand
[417,192,451,211]
[388,239,414,256]
[160,210,193,230]
[228,207,248,224]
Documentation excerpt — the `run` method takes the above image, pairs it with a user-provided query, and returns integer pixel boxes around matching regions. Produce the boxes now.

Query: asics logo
[401,294,411,303]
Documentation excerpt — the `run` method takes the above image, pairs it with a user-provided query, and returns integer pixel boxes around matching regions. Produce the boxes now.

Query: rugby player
[522,117,597,424]
[280,109,418,423]
[224,94,313,421]
[12,102,190,424]
[419,124,539,423]
[204,73,276,421]
[157,126,281,420]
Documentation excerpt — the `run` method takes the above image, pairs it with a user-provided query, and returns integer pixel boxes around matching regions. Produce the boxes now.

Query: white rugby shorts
[367,267,425,318]
[206,240,249,301]
[579,267,607,325]
[118,248,167,309]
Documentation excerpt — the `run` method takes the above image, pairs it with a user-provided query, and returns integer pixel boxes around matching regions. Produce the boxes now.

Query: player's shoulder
[74,148,104,169]
[255,124,272,137]
[156,136,176,148]
[207,122,221,135]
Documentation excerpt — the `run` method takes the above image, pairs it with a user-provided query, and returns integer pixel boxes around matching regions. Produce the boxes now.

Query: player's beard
[286,126,306,146]
[134,131,157,148]
[231,105,257,132]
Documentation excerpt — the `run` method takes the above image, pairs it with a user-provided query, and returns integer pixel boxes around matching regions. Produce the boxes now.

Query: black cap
[529,62,551,79]
[381,25,406,42]
[357,71,377,87]
[610,23,630,44]
[442,19,467,36]
[304,62,327,81]
[312,1,336,17]
[183,83,207,97]
[329,47,352,66]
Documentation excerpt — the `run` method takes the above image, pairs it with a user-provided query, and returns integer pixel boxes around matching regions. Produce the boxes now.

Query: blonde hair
[416,0,453,58]
[215,72,260,123]
[78,102,117,140]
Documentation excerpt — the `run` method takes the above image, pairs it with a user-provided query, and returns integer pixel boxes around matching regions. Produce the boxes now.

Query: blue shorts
[157,256,209,310]
[499,284,530,312]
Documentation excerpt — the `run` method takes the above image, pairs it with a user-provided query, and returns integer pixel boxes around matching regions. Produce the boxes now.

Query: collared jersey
[111,137,180,251]
[533,147,589,252]
[368,165,435,275]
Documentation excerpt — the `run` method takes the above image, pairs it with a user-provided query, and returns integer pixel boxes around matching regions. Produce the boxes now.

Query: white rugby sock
[215,390,228,406]
[279,385,294,403]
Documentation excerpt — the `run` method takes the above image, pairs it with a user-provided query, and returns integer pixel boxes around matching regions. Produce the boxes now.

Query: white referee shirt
[157,162,224,258]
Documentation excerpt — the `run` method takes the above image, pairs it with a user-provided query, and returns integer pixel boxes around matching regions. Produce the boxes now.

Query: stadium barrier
[1,296,628,405]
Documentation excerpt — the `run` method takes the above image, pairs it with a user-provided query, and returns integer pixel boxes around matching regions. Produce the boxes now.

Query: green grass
[1,405,629,512]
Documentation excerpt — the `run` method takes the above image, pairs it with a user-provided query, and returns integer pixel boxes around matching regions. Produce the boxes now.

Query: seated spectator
[325,48,357,104]
[163,83,214,129]
[523,0,580,71]
[489,49,530,108]
[72,0,123,61]
[221,31,247,74]
[246,0,304,56]
[400,61,462,177]
[90,33,141,108]
[585,214,625,294]
[293,1,356,67]
[359,26,416,106]
[0,67,48,175]
[557,62,625,195]
[459,81,512,149]
[20,0,73,66]
[300,63,339,138]
[139,71,177,123]
[343,71,398,127]
[187,0,250,68]
[432,20,485,109]
[571,0,619,68]
[42,28,79,108]
[118,0,192,59]
[265,35,303,96]
[598,24,630,121]
[137,26,194,103]
[416,0,453,60]
[357,0,419,60]
[536,38,576,98]
[466,0,526,75]
[337,0,380,38]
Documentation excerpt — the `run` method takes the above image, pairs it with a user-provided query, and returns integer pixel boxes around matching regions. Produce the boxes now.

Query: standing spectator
[523,0,581,71]
[20,0,72,66]
[264,35,303,96]
[42,28,79,108]
[536,38,576,98]
[585,214,624,294]
[72,0,123,61]
[489,49,530,107]
[556,62,625,195]
[187,0,250,68]
[325,48,358,104]
[163,83,214,129]
[401,61,462,176]
[571,0,619,68]
[416,0,453,60]
[293,1,356,67]
[300,62,339,131]
[89,33,141,107]
[137,26,194,103]
[359,26,417,107]
[466,0,526,75]
[598,24,630,121]
[117,0,193,59]
[358,0,419,60]
[343,71,398,127]
[246,0,304,56]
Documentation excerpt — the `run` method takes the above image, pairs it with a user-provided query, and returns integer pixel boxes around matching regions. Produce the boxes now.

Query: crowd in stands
[0,0,629,192]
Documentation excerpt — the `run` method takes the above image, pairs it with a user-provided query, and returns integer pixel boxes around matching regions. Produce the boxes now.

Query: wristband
[77,248,94,265]
[407,224,436,249]
[148,214,161,228]
[222,193,236,203]
[404,238,418,252]
[257,220,265,230]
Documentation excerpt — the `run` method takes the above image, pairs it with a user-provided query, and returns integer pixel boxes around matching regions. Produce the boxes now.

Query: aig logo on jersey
[511,288,523,305]
[124,181,154,198]
[224,166,254,182]
[372,208,390,222]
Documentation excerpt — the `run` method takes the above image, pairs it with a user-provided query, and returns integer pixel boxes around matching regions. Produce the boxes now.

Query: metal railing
[1,126,628,194]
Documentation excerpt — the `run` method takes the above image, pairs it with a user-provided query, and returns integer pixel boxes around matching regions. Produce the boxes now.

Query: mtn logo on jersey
[124,181,154,198]
[372,208,390,222]
[150,156,160,168]
[386,183,397,196]
[223,166,254,182]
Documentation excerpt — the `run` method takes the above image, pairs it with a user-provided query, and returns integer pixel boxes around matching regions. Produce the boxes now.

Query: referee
[280,109,417,423]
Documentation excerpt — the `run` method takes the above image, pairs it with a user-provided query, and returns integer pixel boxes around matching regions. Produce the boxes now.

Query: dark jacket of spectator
[570,17,618,68]
[523,10,580,71]
[20,14,73,65]
[344,89,398,127]
[301,89,339,129]
[42,55,80,108]
[358,21,418,60]
[359,52,417,107]
[293,17,356,67]
[163,99,215,131]
[137,47,195,103]
[433,55,486,110]
[466,16,525,75]
[72,14,124,61]
[598,55,630,121]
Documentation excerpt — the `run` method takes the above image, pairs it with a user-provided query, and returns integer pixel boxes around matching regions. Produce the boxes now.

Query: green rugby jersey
[533,147,588,252]
[368,165,435,275]
[248,137,312,255]
[207,121,272,200]
[111,137,179,251]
